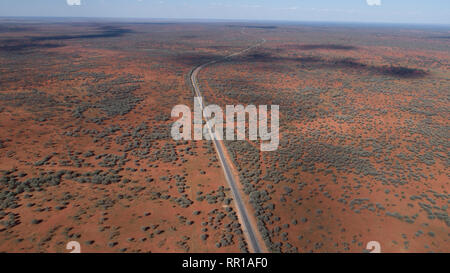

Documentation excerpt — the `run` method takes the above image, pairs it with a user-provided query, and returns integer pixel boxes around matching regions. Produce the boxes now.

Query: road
[189,37,266,253]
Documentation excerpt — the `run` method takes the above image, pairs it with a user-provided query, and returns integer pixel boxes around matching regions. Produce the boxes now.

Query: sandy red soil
[0,21,448,253]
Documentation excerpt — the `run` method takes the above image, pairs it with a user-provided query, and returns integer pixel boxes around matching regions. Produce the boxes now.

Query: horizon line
[0,16,449,27]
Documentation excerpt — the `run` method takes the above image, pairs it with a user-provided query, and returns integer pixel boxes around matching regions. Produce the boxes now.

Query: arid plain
[0,19,448,252]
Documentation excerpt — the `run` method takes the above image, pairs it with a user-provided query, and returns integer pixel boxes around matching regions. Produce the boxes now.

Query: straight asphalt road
[189,37,266,253]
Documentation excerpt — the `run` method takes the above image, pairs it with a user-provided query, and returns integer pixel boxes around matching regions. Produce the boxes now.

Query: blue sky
[0,0,449,25]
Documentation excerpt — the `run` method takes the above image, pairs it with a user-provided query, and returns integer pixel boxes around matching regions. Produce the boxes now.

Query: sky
[0,0,449,25]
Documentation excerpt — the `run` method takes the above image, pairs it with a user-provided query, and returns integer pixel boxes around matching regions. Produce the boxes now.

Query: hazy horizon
[1,16,449,27]
[0,0,449,25]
